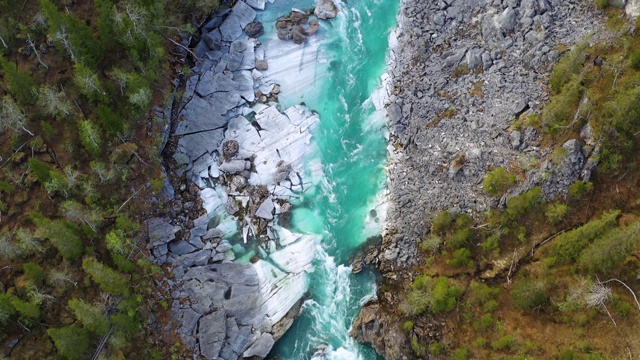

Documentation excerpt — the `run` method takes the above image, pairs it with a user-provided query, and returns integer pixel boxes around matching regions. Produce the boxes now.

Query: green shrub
[448,228,472,250]
[550,43,588,94]
[595,0,609,9]
[68,299,110,335]
[431,277,464,313]
[29,158,53,184]
[421,234,443,253]
[613,297,632,317]
[404,276,463,315]
[112,254,135,273]
[608,87,640,144]
[504,187,541,220]
[469,281,500,304]
[483,299,499,312]
[82,258,129,296]
[47,326,91,360]
[543,76,584,132]
[481,233,500,252]
[578,222,640,273]
[451,347,470,360]
[483,167,516,197]
[511,279,547,311]
[429,342,443,355]
[410,336,427,357]
[431,211,453,234]
[0,293,16,325]
[10,296,41,319]
[402,320,414,332]
[545,203,568,225]
[491,334,516,351]
[473,313,494,331]
[447,248,474,268]
[23,262,45,286]
[568,181,594,199]
[553,210,619,263]
[630,49,640,70]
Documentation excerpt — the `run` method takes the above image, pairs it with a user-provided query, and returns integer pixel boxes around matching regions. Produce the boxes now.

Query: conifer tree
[82,258,129,296]
[68,298,110,335]
[34,218,84,262]
[0,56,37,106]
[47,326,91,360]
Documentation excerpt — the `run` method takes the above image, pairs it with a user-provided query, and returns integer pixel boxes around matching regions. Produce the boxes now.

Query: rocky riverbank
[350,0,633,358]
[145,1,338,359]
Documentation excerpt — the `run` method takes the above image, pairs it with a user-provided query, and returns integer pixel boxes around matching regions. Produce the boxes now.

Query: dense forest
[0,0,219,358]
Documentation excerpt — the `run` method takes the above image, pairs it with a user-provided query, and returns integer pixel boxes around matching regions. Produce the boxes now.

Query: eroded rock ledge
[146,0,337,358]
[352,0,613,358]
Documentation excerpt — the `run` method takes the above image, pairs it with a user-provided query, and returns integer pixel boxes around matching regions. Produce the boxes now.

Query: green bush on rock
[483,167,516,197]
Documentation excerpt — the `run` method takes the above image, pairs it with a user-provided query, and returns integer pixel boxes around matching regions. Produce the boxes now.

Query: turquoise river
[257,0,399,358]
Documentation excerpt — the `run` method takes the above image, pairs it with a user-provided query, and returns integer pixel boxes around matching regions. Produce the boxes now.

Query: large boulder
[245,21,265,38]
[494,7,517,32]
[291,27,308,45]
[314,0,339,19]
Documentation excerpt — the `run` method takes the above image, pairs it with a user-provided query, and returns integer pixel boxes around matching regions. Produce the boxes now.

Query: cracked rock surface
[147,1,331,358]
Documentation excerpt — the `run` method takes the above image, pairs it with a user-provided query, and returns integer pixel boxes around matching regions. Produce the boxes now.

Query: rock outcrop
[151,2,327,359]
[351,0,608,358]
[314,0,339,19]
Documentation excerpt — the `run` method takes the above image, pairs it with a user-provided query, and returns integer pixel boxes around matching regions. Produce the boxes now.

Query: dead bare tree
[27,34,48,69]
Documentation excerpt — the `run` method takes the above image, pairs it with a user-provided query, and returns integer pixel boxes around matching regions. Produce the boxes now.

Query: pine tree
[82,258,129,296]
[47,326,91,360]
[0,55,37,106]
[0,293,16,325]
[39,0,103,67]
[73,64,106,97]
[78,120,102,156]
[68,298,110,335]
[34,217,84,262]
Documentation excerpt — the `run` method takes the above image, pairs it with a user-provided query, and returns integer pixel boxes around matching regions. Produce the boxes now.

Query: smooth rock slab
[243,333,275,358]
[199,310,227,359]
[246,0,266,10]
[177,129,225,166]
[255,197,275,219]
[176,96,228,135]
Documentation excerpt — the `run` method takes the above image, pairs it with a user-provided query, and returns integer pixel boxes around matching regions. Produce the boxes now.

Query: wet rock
[255,198,275,220]
[305,20,320,35]
[291,27,308,45]
[255,59,269,71]
[314,0,339,19]
[277,28,292,40]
